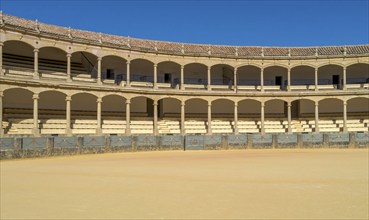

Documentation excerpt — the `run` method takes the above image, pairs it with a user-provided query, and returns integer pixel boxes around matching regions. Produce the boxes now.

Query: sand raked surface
[1,149,368,220]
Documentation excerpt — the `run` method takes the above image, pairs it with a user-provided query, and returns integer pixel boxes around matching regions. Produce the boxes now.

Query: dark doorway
[164,73,171,83]
[291,100,299,118]
[107,69,114,79]
[275,76,282,89]
[332,75,340,85]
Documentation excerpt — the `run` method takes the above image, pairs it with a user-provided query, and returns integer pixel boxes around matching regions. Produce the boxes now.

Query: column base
[180,85,185,90]
[32,128,40,137]
[95,128,102,135]
[65,128,72,136]
[126,83,131,88]
[125,129,131,135]
[97,80,102,85]
[33,74,40,80]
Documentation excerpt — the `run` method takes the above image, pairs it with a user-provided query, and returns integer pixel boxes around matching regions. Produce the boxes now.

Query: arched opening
[185,98,208,134]
[238,99,261,133]
[71,51,98,80]
[130,96,154,134]
[184,63,207,87]
[38,47,67,78]
[71,93,98,135]
[3,88,34,135]
[319,98,343,118]
[265,99,288,133]
[264,66,288,90]
[318,65,343,89]
[39,91,67,135]
[211,99,234,134]
[211,64,234,86]
[3,41,34,76]
[101,55,127,84]
[157,61,181,88]
[347,97,369,117]
[290,65,315,90]
[237,65,261,89]
[158,97,181,134]
[130,59,154,83]
[346,63,369,87]
[101,95,126,135]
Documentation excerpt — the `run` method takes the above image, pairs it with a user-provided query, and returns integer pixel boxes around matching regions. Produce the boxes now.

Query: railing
[347,78,369,84]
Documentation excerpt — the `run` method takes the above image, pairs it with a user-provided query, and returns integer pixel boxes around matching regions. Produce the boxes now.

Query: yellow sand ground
[1,149,368,220]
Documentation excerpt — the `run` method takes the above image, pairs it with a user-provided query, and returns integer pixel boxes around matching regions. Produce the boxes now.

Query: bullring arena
[0,12,368,219]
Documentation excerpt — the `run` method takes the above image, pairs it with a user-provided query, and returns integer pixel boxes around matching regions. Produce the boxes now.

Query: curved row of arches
[1,88,368,136]
[2,40,369,90]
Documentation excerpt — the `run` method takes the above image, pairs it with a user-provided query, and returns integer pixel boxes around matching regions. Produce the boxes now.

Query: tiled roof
[2,13,368,58]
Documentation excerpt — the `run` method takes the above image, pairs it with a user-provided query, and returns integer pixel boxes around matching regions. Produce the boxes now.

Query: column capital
[126,61,130,65]
[261,102,265,107]
[65,96,72,101]
[287,102,292,107]
[153,100,158,105]
[97,97,102,103]
[97,57,102,61]
[234,67,238,72]
[207,66,211,71]
[343,100,347,105]
[32,93,39,100]
[0,42,3,47]
[66,53,72,58]
[315,102,319,106]
[33,48,39,53]
[181,65,184,70]
[126,99,131,104]
[343,66,347,71]
[234,102,238,107]
[153,64,158,68]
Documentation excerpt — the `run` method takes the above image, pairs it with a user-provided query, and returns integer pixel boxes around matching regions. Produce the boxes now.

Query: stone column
[126,61,131,87]
[234,102,238,134]
[342,66,347,90]
[0,42,3,76]
[287,102,292,134]
[314,67,318,91]
[153,64,158,89]
[65,96,72,136]
[0,91,3,137]
[343,100,347,132]
[153,100,158,135]
[180,65,185,90]
[233,67,238,92]
[181,101,185,135]
[32,93,40,136]
[97,57,102,84]
[207,66,211,91]
[287,67,291,91]
[66,53,72,82]
[207,102,212,135]
[261,102,265,135]
[314,102,319,133]
[260,68,264,92]
[33,49,39,79]
[96,97,102,135]
[125,99,131,135]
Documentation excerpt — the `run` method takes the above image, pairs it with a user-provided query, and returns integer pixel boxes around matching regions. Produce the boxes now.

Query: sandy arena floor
[1,149,368,219]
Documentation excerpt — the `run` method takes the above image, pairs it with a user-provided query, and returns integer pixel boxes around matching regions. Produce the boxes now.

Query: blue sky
[1,0,368,46]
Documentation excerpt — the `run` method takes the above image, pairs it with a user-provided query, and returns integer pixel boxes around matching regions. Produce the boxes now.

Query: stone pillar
[33,49,39,79]
[66,53,72,82]
[126,61,131,87]
[181,101,185,135]
[260,68,264,92]
[0,91,3,137]
[314,67,318,91]
[32,93,40,136]
[153,100,158,135]
[314,102,319,133]
[287,67,291,91]
[0,42,3,76]
[234,102,238,134]
[207,102,212,135]
[96,97,102,135]
[97,57,102,84]
[207,66,211,91]
[261,102,265,135]
[125,99,131,135]
[65,96,72,136]
[234,67,238,92]
[342,66,347,90]
[343,100,347,132]
[153,64,158,89]
[287,102,292,134]
[180,65,185,90]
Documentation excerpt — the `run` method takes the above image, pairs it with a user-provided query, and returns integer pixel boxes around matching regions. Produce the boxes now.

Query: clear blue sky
[1,0,368,46]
